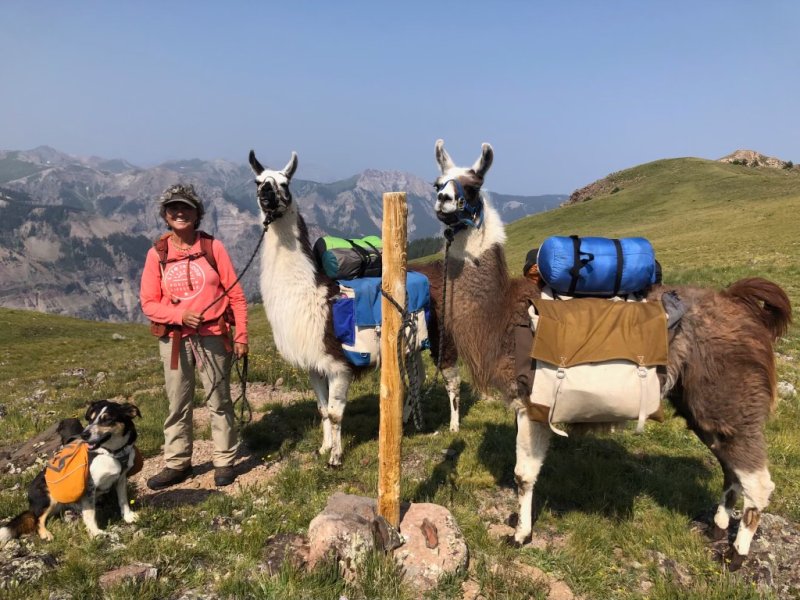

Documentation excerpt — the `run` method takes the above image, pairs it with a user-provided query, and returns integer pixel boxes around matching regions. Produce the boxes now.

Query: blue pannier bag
[537,235,657,297]
[331,271,431,366]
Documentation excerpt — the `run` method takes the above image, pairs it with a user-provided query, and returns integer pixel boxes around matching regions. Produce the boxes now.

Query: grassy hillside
[504,158,800,300]
[0,157,798,599]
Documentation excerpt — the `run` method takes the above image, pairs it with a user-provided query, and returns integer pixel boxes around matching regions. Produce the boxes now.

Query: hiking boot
[214,466,236,487]
[146,466,192,490]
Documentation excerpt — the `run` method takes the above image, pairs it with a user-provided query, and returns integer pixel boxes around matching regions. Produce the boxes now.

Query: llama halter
[435,178,484,234]
[256,176,290,227]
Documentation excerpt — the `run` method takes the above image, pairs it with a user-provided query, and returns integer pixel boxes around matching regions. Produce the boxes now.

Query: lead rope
[194,224,270,407]
[380,288,424,430]
[232,354,252,427]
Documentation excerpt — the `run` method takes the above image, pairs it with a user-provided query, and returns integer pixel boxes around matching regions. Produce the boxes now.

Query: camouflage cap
[159,183,203,211]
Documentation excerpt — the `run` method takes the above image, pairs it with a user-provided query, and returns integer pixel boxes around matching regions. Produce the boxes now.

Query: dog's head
[81,400,141,451]
[57,418,84,444]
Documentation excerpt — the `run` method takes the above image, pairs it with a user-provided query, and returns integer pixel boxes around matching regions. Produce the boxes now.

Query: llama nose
[437,192,448,202]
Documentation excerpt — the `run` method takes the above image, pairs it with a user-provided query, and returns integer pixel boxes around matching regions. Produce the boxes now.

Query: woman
[140,184,248,489]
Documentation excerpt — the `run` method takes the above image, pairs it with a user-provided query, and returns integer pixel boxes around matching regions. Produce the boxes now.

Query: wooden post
[378,191,407,527]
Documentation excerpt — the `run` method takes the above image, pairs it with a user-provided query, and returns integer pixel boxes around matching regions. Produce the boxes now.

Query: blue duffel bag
[537,235,657,297]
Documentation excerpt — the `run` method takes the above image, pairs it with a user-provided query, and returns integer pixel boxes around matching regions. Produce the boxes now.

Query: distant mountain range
[0,146,565,322]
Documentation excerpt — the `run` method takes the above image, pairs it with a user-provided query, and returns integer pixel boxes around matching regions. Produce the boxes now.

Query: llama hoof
[722,547,747,572]
[326,461,343,470]
[708,524,728,541]
[318,446,331,456]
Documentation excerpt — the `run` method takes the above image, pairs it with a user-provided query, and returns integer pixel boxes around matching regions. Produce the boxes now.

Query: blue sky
[1,1,798,195]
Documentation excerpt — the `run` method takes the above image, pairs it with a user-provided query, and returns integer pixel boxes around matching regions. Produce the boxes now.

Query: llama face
[249,150,298,223]
[433,139,493,226]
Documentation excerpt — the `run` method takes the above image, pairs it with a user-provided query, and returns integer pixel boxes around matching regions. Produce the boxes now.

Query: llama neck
[260,204,340,372]
[447,195,506,264]
[262,204,317,276]
[446,196,509,294]
[443,196,514,391]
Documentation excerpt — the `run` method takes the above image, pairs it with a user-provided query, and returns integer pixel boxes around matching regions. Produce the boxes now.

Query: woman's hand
[233,342,249,358]
[181,310,203,328]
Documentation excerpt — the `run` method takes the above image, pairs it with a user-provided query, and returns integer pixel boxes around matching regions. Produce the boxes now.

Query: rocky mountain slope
[0,146,564,322]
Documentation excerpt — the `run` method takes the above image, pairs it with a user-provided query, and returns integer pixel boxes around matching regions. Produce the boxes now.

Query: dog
[0,400,141,543]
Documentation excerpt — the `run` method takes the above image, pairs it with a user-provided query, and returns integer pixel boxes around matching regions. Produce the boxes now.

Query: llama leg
[309,371,332,455]
[443,366,461,433]
[710,463,740,541]
[326,370,352,467]
[513,407,551,545]
[725,467,774,570]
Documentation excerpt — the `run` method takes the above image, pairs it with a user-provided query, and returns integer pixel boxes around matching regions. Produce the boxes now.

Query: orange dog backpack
[45,440,90,504]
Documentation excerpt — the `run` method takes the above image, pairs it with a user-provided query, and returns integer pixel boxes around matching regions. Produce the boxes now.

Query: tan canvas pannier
[528,291,668,436]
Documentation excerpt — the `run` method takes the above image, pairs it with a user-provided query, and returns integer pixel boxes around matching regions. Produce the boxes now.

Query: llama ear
[471,143,494,179]
[282,151,298,180]
[249,150,265,175]
[435,139,455,173]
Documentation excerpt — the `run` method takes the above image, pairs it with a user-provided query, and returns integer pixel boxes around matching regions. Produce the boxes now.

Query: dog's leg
[309,370,332,455]
[79,495,103,538]
[116,475,138,524]
[36,502,58,541]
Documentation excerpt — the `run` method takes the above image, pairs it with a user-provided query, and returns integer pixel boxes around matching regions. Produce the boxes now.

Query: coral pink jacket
[140,236,248,344]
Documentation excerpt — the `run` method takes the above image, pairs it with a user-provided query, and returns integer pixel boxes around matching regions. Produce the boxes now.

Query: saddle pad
[339,271,430,326]
[530,298,668,367]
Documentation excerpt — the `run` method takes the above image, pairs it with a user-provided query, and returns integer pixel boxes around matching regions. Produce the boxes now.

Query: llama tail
[0,511,37,544]
[725,277,792,340]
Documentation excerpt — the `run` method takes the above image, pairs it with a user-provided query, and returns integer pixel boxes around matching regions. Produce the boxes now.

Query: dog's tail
[0,511,37,544]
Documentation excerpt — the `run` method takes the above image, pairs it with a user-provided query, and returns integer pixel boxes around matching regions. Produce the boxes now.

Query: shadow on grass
[411,438,466,503]
[404,379,480,435]
[242,378,480,460]
[478,422,717,523]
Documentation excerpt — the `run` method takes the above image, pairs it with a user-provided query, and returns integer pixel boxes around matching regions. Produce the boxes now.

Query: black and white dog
[0,400,141,542]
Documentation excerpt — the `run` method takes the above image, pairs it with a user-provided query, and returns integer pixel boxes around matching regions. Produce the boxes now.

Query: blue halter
[438,178,484,233]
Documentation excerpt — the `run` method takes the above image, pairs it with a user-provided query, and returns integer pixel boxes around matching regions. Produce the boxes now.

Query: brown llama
[430,138,792,570]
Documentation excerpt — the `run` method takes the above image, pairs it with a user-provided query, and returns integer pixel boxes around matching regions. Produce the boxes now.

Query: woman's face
[164,202,197,232]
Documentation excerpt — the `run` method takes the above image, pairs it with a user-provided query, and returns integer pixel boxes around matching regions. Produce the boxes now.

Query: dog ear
[84,401,104,422]
[122,403,142,419]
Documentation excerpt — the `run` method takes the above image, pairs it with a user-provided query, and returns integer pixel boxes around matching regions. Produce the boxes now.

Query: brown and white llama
[430,139,792,569]
[249,149,460,466]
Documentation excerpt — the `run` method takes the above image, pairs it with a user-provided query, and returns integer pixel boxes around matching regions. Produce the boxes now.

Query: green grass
[1,157,799,598]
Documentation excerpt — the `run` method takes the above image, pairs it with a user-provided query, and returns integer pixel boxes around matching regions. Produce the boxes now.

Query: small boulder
[394,502,468,592]
[99,563,157,588]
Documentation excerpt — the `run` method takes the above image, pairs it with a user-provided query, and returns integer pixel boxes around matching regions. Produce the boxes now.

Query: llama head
[249,149,298,225]
[433,139,493,230]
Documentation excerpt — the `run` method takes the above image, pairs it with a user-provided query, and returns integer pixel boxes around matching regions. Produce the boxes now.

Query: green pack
[312,236,382,280]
